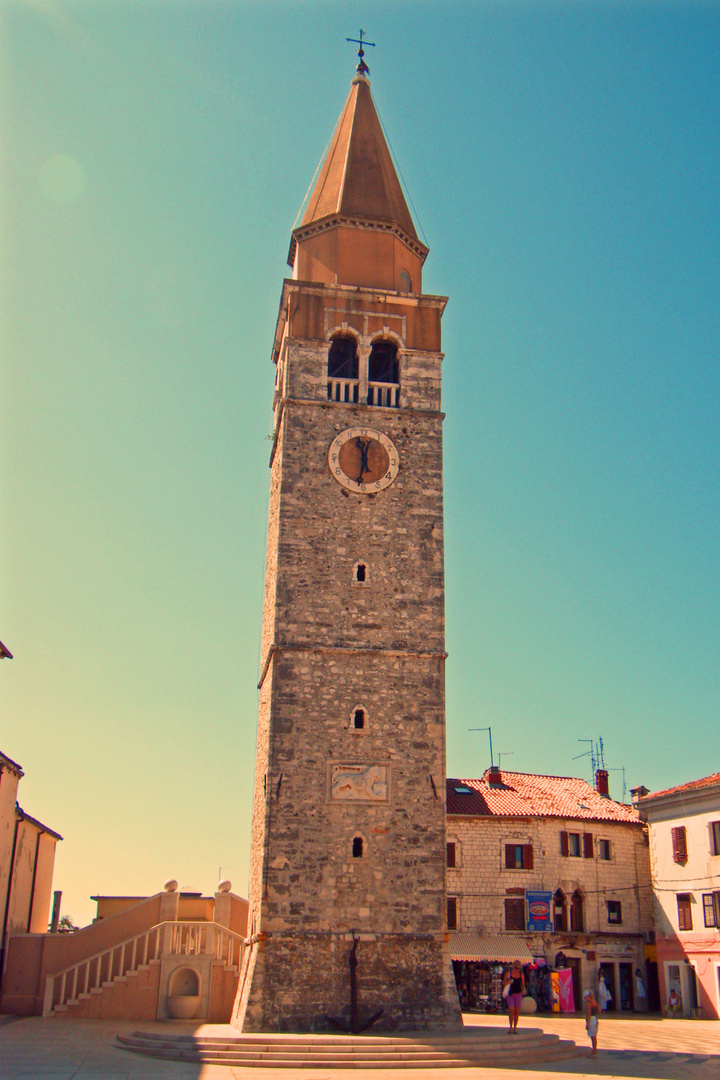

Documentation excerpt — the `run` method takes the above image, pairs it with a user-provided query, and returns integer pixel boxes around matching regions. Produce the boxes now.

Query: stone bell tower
[232,58,461,1033]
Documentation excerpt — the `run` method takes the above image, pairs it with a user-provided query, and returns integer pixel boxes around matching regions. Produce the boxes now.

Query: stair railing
[43,921,245,1016]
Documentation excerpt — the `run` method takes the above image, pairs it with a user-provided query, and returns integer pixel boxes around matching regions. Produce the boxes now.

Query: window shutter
[505,844,516,869]
[671,826,688,863]
[447,897,457,930]
[524,844,534,870]
[583,833,594,859]
[703,894,716,928]
[677,893,693,931]
[560,831,569,857]
[446,842,456,868]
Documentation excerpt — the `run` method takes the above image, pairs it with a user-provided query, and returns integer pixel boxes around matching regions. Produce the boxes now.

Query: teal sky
[1,0,718,927]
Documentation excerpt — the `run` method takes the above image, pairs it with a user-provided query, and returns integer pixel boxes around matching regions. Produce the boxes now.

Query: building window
[703,894,717,928]
[349,704,368,732]
[598,839,611,861]
[447,897,457,930]
[327,335,359,402]
[505,897,526,931]
[505,843,533,870]
[328,335,359,379]
[367,340,399,407]
[553,889,567,932]
[677,893,693,931]
[561,831,581,857]
[447,842,456,868]
[671,826,688,864]
[570,889,584,932]
[352,836,364,858]
[355,563,367,583]
[711,821,720,856]
[607,900,622,925]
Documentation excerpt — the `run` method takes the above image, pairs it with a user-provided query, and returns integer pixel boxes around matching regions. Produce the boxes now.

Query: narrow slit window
[353,709,365,730]
[356,564,366,582]
[352,836,363,858]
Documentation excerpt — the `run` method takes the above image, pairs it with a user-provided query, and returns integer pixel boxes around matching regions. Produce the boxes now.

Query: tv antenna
[573,737,605,782]
[469,726,494,768]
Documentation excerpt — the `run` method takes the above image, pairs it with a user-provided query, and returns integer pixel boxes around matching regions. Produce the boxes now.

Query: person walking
[503,963,525,1034]
[584,989,600,1058]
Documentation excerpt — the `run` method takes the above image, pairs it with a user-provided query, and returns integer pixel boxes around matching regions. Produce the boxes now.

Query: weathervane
[347,29,375,76]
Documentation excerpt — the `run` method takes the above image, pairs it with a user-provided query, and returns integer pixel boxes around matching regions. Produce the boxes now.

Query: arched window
[327,335,359,402]
[352,836,364,858]
[368,340,398,384]
[328,335,358,379]
[367,340,399,407]
[349,703,369,732]
[554,889,567,932]
[570,889,584,932]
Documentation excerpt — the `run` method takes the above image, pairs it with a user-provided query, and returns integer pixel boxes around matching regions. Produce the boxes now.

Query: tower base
[232,931,462,1033]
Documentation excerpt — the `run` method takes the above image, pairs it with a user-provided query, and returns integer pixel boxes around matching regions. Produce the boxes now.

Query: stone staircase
[117,1026,581,1069]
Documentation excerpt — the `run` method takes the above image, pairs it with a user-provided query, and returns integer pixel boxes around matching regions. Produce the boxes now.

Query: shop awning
[449,933,534,963]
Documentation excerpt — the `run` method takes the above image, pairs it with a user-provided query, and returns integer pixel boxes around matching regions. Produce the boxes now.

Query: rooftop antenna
[573,738,597,784]
[346,29,375,77]
[497,752,514,770]
[607,765,627,803]
[469,726,494,769]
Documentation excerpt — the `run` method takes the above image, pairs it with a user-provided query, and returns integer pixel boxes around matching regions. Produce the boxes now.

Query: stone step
[116,1029,581,1069]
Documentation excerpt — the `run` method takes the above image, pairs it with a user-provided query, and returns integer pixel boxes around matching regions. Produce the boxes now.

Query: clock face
[328,426,400,493]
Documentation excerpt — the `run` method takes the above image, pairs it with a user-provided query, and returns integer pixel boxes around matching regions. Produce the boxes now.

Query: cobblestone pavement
[0,1013,717,1079]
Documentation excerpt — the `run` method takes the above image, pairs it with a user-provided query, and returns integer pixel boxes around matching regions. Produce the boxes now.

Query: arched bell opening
[367,339,399,407]
[327,334,359,403]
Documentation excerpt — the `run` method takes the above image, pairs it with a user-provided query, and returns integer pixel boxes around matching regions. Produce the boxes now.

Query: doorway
[599,962,616,1011]
[619,962,634,1011]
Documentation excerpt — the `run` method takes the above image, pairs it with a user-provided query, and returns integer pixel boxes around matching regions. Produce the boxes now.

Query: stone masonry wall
[236,305,460,1031]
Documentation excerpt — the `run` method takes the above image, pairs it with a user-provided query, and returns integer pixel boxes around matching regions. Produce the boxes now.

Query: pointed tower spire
[289,71,428,292]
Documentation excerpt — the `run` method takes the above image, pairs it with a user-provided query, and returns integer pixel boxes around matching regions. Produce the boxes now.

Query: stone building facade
[232,66,460,1033]
[447,769,654,1011]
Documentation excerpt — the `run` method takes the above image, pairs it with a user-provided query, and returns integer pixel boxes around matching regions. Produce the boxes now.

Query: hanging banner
[526,890,553,932]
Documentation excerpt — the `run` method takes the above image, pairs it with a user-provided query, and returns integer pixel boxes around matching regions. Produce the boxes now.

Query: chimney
[488,765,501,786]
[595,769,609,797]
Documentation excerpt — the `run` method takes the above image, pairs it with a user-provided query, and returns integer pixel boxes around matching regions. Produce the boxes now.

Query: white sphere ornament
[217,879,232,893]
[163,878,178,893]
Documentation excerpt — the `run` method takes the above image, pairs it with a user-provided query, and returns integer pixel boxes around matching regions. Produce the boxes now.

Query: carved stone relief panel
[329,763,389,802]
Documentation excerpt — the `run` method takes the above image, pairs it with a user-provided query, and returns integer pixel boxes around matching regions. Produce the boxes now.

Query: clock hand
[356,438,370,483]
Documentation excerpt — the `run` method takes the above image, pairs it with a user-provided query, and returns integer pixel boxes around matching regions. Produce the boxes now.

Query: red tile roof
[639,773,720,801]
[447,770,639,824]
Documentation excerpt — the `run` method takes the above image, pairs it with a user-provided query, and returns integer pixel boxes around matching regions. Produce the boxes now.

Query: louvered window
[504,898,526,931]
[447,897,457,930]
[671,826,688,863]
[703,894,717,928]
[677,893,693,931]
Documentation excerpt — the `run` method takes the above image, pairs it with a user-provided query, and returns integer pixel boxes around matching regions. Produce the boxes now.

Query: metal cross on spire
[346,29,375,76]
